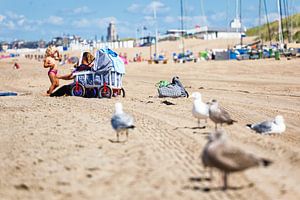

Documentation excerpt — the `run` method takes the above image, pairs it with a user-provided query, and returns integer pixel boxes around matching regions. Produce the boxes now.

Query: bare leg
[55,78,59,89]
[198,118,200,127]
[48,73,59,95]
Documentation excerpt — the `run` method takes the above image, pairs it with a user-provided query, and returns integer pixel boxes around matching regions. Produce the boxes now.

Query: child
[43,46,61,95]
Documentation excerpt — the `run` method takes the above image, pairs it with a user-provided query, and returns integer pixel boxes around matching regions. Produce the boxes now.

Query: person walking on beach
[43,45,61,95]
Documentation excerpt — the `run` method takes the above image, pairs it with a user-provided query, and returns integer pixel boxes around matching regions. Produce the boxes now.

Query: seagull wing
[213,143,260,172]
[252,120,273,133]
[219,108,233,121]
[111,113,134,130]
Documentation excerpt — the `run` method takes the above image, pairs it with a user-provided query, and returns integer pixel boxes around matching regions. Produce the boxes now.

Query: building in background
[107,21,118,42]
[166,26,245,40]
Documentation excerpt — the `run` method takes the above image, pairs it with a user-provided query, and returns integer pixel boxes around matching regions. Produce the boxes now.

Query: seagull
[246,115,286,134]
[191,92,209,128]
[111,102,135,142]
[208,99,237,130]
[201,129,272,190]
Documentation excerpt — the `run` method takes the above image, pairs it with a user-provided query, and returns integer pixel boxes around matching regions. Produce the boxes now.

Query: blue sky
[0,0,299,41]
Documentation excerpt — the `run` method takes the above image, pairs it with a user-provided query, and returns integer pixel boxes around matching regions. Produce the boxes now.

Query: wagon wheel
[71,83,85,97]
[120,88,126,98]
[98,85,112,98]
[85,88,98,98]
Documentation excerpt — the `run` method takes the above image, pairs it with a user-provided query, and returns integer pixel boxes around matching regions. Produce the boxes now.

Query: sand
[0,41,300,200]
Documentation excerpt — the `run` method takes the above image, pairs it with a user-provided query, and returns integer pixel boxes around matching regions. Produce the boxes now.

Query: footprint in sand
[14,183,30,191]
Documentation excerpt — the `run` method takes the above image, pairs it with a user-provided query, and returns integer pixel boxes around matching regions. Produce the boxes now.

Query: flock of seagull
[110,92,286,190]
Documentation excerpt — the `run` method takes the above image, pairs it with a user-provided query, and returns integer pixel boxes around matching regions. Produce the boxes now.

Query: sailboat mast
[263,0,272,45]
[180,0,185,55]
[239,0,243,46]
[277,0,284,45]
[259,0,262,44]
[283,0,292,42]
[235,0,239,32]
[290,0,294,42]
[200,0,207,39]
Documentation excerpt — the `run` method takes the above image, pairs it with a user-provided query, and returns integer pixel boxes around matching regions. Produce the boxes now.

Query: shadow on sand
[185,176,254,192]
[108,139,127,144]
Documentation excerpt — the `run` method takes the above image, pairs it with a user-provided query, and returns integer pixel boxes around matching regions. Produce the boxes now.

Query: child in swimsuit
[43,46,61,95]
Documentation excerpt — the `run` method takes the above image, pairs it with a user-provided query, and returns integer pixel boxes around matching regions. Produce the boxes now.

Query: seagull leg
[215,123,217,130]
[116,131,120,142]
[198,118,200,128]
[209,168,213,180]
[204,167,212,191]
[223,172,228,190]
[126,129,129,141]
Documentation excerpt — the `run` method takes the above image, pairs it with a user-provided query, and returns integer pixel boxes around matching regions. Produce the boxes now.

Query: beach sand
[1,41,300,200]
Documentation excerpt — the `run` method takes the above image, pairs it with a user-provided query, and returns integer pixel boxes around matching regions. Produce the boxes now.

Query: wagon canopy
[92,48,125,74]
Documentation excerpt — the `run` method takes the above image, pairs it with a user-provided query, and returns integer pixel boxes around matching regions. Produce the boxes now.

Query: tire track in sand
[127,102,268,200]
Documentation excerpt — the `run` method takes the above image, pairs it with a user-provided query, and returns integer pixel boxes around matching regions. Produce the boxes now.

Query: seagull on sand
[201,129,272,190]
[208,99,237,130]
[111,102,135,142]
[192,92,209,128]
[246,115,286,134]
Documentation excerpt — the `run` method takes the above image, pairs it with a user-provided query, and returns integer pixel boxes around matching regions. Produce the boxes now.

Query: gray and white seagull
[111,102,135,142]
[246,115,286,134]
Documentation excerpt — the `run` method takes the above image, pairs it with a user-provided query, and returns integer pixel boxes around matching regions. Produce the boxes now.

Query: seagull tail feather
[246,124,252,129]
[261,158,273,167]
[127,125,135,129]
[227,120,238,125]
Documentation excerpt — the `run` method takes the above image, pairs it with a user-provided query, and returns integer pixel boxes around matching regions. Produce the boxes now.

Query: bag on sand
[158,76,189,98]
[155,80,170,88]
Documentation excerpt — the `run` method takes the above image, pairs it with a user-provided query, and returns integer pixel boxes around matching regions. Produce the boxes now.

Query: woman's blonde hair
[45,45,57,57]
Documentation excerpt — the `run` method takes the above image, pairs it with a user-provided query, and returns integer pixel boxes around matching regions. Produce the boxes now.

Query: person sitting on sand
[43,45,61,95]
[50,52,94,97]
[58,52,94,80]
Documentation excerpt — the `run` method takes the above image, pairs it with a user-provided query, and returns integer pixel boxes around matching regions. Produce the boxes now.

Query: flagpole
[153,6,158,58]
[277,0,284,46]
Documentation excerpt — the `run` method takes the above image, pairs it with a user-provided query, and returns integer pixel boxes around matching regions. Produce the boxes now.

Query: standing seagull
[246,115,286,134]
[192,92,209,128]
[111,102,135,142]
[209,99,237,130]
[201,130,272,190]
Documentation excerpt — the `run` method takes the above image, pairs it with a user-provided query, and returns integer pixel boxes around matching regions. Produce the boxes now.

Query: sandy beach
[1,41,300,200]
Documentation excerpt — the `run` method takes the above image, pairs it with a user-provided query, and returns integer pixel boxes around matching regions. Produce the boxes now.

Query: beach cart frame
[71,70,125,98]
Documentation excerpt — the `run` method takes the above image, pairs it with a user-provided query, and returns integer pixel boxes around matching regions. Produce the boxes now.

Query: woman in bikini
[43,46,61,95]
